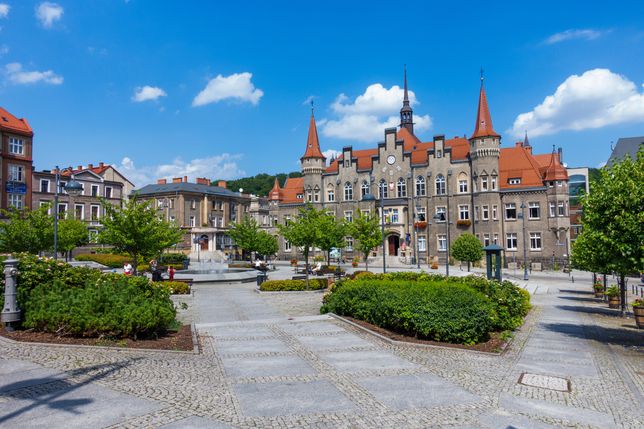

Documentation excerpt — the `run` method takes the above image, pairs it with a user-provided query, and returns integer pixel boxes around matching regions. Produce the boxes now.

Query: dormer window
[508,178,521,185]
[296,194,303,199]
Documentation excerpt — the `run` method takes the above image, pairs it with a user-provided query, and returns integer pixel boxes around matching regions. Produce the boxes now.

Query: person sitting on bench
[311,262,322,274]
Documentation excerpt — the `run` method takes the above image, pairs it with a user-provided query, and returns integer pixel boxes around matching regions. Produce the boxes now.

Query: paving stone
[519,373,569,392]
[216,338,290,355]
[221,355,315,378]
[318,350,418,372]
[296,333,373,351]
[279,321,346,336]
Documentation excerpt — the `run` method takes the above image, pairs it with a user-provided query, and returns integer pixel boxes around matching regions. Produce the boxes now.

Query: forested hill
[214,172,302,196]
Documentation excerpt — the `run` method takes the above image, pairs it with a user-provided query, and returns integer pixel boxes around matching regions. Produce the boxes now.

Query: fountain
[175,257,257,283]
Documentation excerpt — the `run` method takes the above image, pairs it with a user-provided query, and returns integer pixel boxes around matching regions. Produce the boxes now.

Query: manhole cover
[518,373,571,392]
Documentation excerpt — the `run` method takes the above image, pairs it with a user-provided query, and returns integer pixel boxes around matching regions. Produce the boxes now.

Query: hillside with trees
[214,172,302,196]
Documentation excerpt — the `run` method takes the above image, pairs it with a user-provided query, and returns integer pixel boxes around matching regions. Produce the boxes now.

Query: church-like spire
[301,110,325,160]
[523,130,531,148]
[269,177,282,201]
[470,70,500,139]
[400,64,414,134]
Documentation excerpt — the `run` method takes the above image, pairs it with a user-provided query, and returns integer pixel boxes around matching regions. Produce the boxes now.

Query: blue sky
[1,1,643,186]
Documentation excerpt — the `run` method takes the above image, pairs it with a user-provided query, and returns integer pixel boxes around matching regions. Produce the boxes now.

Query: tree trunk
[365,252,369,272]
[467,261,470,272]
[304,249,310,290]
[619,274,626,317]
[131,253,138,276]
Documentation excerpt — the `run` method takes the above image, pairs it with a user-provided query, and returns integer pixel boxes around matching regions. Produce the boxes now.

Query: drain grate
[518,373,571,392]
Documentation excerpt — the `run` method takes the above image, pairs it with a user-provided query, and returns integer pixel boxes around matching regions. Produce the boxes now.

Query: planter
[414,221,427,230]
[608,296,620,309]
[456,219,471,227]
[633,306,644,329]
[594,291,604,299]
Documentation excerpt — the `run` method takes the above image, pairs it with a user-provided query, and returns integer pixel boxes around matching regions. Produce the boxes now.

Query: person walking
[168,265,176,281]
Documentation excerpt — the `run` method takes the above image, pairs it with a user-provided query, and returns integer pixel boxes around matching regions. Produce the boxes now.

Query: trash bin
[256,272,267,286]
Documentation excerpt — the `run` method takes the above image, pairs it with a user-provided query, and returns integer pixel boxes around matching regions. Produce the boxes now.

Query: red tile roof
[302,114,325,159]
[470,84,499,139]
[534,152,568,181]
[281,177,305,204]
[269,177,282,201]
[0,107,33,136]
[60,163,110,177]
[499,146,548,189]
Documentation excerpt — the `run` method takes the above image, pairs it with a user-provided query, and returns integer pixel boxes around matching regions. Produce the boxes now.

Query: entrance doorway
[199,234,209,251]
[388,235,400,256]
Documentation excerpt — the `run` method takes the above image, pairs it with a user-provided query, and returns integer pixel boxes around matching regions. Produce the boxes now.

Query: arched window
[415,176,426,196]
[458,172,468,193]
[313,186,320,202]
[327,184,335,202]
[361,180,370,198]
[397,178,407,198]
[435,174,446,195]
[379,179,388,198]
[344,182,353,201]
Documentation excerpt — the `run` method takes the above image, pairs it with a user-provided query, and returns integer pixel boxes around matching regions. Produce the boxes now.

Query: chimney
[77,165,83,170]
[557,147,563,163]
[98,162,104,168]
[217,180,227,189]
[88,163,93,169]
[172,177,182,183]
[196,177,210,185]
[157,179,167,185]
[183,176,188,183]
[515,142,523,148]
[525,146,532,154]
[52,168,58,174]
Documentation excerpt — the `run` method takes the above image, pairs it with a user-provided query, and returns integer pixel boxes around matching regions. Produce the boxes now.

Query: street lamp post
[414,197,421,269]
[53,167,83,260]
[519,202,529,280]
[445,170,452,277]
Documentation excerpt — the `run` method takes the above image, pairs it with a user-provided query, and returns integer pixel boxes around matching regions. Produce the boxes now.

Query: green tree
[256,231,278,259]
[348,211,382,272]
[0,206,53,254]
[450,232,483,272]
[98,197,183,274]
[572,148,644,315]
[228,216,264,261]
[58,218,89,261]
[216,171,303,196]
[277,204,323,288]
[316,213,346,264]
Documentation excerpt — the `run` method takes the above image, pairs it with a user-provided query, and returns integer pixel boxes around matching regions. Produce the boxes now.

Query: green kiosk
[483,244,503,281]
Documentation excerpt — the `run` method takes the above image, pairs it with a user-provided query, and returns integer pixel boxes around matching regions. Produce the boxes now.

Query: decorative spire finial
[480,67,484,83]
[311,99,314,116]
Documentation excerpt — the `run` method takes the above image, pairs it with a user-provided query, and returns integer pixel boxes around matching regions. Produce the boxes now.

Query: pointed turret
[471,73,499,139]
[400,65,414,134]
[301,112,325,160]
[269,177,282,201]
[523,130,531,148]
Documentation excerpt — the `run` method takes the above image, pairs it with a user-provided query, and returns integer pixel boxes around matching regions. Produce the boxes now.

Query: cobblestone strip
[103,406,193,429]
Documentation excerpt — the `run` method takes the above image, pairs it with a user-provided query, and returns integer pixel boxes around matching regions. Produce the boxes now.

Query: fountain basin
[175,267,258,283]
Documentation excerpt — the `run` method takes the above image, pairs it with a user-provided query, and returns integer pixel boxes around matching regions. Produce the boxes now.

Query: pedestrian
[124,262,133,276]
[168,265,176,281]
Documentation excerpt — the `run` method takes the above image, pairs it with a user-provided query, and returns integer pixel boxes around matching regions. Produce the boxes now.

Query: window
[361,180,369,198]
[284,239,292,252]
[482,205,489,220]
[344,210,353,222]
[40,179,50,193]
[169,215,176,223]
[549,201,556,217]
[306,190,312,202]
[528,202,540,219]
[458,205,469,220]
[493,233,499,245]
[379,179,388,198]
[90,205,100,221]
[435,206,446,222]
[262,215,268,225]
[436,150,442,158]
[417,207,426,222]
[558,201,565,216]
[397,178,407,198]
[74,204,84,220]
[105,186,112,198]
[91,185,99,197]
[548,181,554,188]
[9,137,24,155]
[437,234,447,251]
[385,208,399,223]
[508,178,521,185]
[39,201,51,214]
[418,236,427,251]
[189,216,196,227]
[8,164,24,182]
[557,180,563,187]
[345,237,353,251]
[361,209,370,216]
[344,182,353,201]
[505,203,517,220]
[491,176,497,190]
[313,188,320,202]
[415,176,426,196]
[530,232,542,250]
[58,203,67,216]
[435,174,446,195]
[492,205,498,220]
[157,199,164,209]
[284,215,291,226]
[8,194,23,209]
[481,175,488,191]
[191,200,196,209]
[483,233,490,246]
[458,179,468,193]
[506,233,517,250]
[327,185,335,202]
[88,229,99,243]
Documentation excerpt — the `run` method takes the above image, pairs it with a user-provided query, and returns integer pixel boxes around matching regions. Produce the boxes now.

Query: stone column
[1,257,21,331]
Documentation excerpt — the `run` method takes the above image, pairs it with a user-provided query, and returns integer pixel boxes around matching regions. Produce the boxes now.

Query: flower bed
[154,280,191,295]
[260,279,327,291]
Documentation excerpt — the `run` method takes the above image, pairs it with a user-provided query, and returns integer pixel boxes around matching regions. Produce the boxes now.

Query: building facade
[31,163,134,241]
[566,167,589,244]
[134,178,269,257]
[268,74,571,269]
[1,107,34,213]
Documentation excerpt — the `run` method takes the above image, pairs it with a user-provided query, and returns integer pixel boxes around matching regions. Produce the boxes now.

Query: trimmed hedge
[320,273,531,345]
[75,253,131,268]
[154,280,191,295]
[260,279,327,291]
[158,253,188,264]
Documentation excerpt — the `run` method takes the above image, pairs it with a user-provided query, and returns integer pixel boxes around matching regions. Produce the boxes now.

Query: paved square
[216,338,290,355]
[519,373,570,392]
[204,325,275,338]
[221,354,315,378]
[279,321,346,335]
[233,380,357,416]
[319,350,418,372]
[356,374,480,410]
[296,332,373,351]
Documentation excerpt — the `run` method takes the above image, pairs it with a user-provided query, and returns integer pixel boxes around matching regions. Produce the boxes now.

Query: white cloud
[319,83,432,142]
[0,4,10,19]
[509,68,644,138]
[36,2,63,28]
[132,85,167,102]
[4,62,63,85]
[117,154,246,188]
[544,29,606,44]
[322,149,342,165]
[192,72,263,107]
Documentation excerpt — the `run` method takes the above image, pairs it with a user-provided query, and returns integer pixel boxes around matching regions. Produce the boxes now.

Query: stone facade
[0,107,33,213]
[268,78,570,269]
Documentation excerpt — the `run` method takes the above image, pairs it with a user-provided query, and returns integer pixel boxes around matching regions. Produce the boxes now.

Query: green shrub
[158,253,188,265]
[353,271,376,280]
[154,280,190,295]
[75,253,131,268]
[23,273,176,338]
[321,278,496,344]
[260,279,327,291]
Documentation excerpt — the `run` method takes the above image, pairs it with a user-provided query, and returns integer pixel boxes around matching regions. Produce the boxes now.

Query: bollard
[2,257,21,331]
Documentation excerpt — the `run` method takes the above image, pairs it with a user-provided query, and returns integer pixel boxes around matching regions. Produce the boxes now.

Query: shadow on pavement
[558,289,595,295]
[0,358,141,425]
[543,321,644,348]
[557,304,620,317]
[558,296,604,303]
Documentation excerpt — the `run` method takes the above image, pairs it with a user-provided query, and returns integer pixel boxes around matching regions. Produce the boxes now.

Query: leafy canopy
[58,218,89,254]
[0,206,54,254]
[348,211,381,271]
[228,216,278,259]
[450,233,483,265]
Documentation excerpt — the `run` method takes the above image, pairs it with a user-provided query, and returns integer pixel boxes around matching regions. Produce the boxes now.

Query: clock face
[387,155,396,165]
